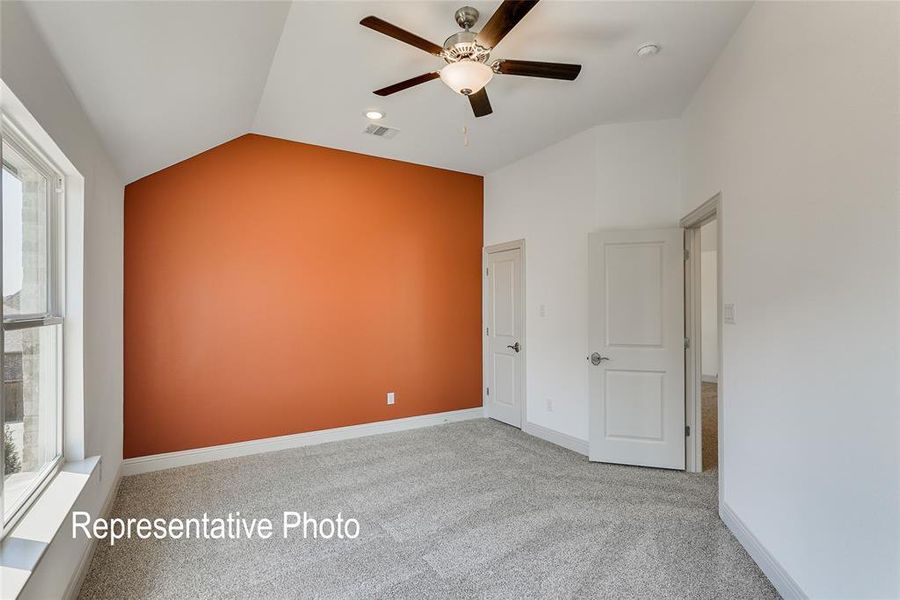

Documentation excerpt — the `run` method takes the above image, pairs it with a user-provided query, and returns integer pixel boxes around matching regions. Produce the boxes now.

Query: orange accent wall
[124,134,483,458]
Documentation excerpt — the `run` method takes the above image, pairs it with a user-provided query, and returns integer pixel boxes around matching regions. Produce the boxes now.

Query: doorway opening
[682,194,722,477]
[699,219,718,471]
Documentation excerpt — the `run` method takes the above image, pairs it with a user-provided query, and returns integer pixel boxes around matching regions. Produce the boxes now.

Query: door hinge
[684,337,690,349]
[685,425,691,437]
[684,248,690,261]
[485,327,489,336]
[486,387,490,396]
[485,267,489,276]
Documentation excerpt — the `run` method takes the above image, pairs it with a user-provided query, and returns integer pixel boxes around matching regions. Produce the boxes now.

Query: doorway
[699,219,719,470]
[483,241,525,428]
[682,194,722,476]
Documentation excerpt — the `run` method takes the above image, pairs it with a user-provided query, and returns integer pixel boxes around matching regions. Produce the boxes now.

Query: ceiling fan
[360,0,582,118]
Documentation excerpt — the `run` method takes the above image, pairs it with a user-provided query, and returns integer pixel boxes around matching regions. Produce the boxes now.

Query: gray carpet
[79,419,778,599]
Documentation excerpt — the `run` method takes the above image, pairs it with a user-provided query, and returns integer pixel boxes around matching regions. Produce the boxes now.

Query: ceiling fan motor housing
[442,31,491,64]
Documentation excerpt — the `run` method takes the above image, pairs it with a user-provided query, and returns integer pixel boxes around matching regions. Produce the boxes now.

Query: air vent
[364,123,399,139]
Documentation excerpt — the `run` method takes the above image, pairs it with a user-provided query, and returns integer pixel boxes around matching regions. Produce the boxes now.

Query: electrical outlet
[546,398,553,412]
[539,304,547,317]
[387,392,395,405]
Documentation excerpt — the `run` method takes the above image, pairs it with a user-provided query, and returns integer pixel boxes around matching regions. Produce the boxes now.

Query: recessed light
[636,43,661,58]
[365,110,385,120]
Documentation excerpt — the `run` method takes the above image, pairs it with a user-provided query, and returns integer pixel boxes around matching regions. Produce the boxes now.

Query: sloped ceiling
[23,1,751,183]
[23,1,292,182]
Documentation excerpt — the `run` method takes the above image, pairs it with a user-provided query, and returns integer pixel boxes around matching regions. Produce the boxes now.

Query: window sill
[0,456,99,599]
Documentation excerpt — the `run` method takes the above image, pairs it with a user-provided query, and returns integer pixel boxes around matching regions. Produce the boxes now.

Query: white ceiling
[24,1,751,183]
[23,1,292,182]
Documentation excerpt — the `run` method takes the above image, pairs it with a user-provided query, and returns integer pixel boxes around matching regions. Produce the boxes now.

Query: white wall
[700,219,717,379]
[700,249,717,378]
[2,1,125,597]
[682,2,899,598]
[484,119,682,441]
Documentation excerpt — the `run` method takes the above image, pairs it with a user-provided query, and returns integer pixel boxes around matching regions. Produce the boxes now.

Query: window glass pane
[3,324,60,520]
[2,139,50,317]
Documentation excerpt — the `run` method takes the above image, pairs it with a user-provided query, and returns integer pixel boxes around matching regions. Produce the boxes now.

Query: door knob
[589,352,610,365]
[507,342,521,353]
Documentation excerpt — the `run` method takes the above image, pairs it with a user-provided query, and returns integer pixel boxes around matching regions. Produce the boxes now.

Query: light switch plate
[723,304,735,324]
[387,392,395,405]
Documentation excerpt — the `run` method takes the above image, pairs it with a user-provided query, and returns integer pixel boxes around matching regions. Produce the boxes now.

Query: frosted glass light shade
[439,60,493,95]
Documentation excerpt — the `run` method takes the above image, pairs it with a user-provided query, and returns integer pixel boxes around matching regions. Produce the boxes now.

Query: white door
[485,245,524,428]
[588,228,685,469]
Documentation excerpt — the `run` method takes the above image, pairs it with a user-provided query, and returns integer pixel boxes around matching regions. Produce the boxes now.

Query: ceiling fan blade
[496,59,582,80]
[360,16,444,56]
[475,1,539,49]
[373,72,440,96]
[468,89,493,118]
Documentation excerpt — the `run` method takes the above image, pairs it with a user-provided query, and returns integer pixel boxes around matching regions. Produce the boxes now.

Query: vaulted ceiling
[24,1,751,183]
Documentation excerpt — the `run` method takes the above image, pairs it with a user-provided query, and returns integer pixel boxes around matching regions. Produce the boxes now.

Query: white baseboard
[701,374,718,383]
[522,421,589,456]
[720,502,807,600]
[64,465,122,600]
[122,407,484,476]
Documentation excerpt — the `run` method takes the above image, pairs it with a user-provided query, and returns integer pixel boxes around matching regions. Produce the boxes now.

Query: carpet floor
[701,382,718,471]
[79,419,777,599]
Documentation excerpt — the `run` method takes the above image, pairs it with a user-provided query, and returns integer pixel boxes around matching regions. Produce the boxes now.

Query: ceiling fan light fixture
[360,3,582,118]
[439,60,493,96]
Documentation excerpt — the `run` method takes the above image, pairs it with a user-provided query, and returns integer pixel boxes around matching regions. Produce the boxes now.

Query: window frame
[1,115,66,536]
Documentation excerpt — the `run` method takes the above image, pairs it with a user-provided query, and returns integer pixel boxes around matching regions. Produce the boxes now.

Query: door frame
[680,194,723,493]
[482,239,526,427]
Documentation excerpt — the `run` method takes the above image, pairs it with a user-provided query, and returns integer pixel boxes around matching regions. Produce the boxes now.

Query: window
[1,120,64,530]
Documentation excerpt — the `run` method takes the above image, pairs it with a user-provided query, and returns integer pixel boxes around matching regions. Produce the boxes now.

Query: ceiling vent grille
[364,123,399,139]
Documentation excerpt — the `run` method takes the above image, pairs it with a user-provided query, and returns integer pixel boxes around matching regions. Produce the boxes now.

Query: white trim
[1,456,64,538]
[522,422,589,456]
[681,193,723,491]
[683,226,702,473]
[63,466,121,600]
[122,408,484,476]
[715,199,724,504]
[2,80,87,467]
[680,193,720,229]
[701,374,718,384]
[1,108,69,537]
[0,457,99,600]
[720,502,807,600]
